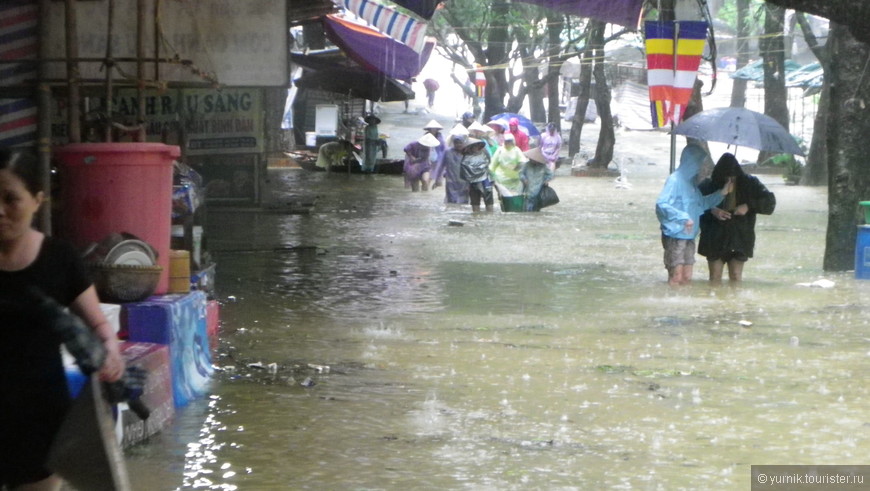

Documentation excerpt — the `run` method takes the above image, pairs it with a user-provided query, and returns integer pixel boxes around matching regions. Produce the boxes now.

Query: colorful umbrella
[490,113,541,137]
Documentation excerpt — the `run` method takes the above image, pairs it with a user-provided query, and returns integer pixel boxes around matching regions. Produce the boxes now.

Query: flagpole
[669,21,679,174]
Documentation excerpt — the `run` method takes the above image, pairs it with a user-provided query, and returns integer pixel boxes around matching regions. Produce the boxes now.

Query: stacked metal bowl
[84,233,162,303]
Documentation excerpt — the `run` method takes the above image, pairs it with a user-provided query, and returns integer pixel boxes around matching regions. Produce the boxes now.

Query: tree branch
[765,0,870,43]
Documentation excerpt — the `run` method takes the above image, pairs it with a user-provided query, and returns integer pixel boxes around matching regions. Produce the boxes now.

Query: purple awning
[514,0,644,28]
[322,14,424,81]
[385,0,442,20]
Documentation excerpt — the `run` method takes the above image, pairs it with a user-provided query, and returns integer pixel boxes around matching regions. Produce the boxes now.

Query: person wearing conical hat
[362,114,382,173]
[432,132,470,205]
[423,119,443,131]
[519,147,555,212]
[489,133,525,197]
[458,138,493,213]
[403,133,440,192]
[423,119,447,175]
[448,123,469,138]
[467,122,497,156]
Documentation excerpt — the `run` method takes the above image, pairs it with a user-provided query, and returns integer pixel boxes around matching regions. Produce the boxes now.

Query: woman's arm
[70,286,125,382]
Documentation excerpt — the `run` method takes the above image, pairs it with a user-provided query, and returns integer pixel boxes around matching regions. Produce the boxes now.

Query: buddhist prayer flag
[645,20,707,128]
[334,0,428,53]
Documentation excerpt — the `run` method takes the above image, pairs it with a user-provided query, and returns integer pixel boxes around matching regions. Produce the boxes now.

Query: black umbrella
[294,68,415,102]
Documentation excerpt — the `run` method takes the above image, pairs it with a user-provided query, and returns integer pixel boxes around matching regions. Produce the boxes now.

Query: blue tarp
[785,62,824,88]
[730,59,803,82]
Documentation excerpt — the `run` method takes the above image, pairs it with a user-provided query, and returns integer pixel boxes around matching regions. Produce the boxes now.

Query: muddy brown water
[125,156,870,490]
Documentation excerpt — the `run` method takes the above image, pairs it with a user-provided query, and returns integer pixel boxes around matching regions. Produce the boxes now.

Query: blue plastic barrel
[856,225,870,279]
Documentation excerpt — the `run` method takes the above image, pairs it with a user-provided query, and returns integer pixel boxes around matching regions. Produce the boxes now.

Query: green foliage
[715,0,766,33]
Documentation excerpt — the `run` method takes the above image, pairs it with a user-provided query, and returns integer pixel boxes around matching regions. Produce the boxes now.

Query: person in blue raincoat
[655,144,732,286]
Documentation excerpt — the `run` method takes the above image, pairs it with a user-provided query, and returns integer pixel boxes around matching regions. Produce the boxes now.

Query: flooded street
[126,133,870,489]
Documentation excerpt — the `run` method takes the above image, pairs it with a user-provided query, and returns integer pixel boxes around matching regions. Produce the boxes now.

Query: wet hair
[546,123,556,132]
[710,152,743,187]
[0,146,42,196]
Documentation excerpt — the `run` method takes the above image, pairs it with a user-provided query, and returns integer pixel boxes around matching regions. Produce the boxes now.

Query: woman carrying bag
[520,148,556,212]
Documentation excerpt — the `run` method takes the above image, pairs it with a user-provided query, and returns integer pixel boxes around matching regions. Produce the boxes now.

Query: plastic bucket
[856,225,870,280]
[54,143,180,294]
[500,195,525,212]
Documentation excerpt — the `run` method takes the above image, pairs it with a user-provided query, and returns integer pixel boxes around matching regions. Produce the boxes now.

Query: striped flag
[1,0,38,148]
[645,20,707,128]
[334,0,428,53]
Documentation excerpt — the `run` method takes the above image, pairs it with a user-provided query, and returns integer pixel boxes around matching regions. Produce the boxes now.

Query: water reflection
[126,166,870,489]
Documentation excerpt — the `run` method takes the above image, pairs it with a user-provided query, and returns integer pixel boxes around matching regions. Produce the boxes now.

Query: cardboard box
[118,342,175,448]
[124,291,213,407]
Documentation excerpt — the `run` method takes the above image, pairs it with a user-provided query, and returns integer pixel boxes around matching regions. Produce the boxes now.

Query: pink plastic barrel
[54,143,180,295]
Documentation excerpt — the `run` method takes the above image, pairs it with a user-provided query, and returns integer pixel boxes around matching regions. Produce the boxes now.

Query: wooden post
[37,0,52,233]
[104,0,115,142]
[137,0,147,141]
[65,0,81,143]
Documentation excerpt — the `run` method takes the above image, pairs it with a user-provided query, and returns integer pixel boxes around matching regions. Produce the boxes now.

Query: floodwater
[126,149,870,490]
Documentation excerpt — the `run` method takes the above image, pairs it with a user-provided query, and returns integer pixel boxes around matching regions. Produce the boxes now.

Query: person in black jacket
[698,153,776,283]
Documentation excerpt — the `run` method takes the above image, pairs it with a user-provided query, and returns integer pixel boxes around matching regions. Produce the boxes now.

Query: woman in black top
[0,148,124,490]
[698,153,777,283]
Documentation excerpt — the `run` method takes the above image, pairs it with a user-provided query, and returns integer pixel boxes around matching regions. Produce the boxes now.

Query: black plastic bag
[537,185,560,208]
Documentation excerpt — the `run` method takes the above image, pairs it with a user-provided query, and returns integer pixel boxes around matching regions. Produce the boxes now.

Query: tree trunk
[758,0,870,270]
[546,13,563,130]
[758,4,789,166]
[761,4,789,128]
[824,22,870,271]
[567,22,597,158]
[729,0,750,108]
[683,79,710,157]
[590,22,614,169]
[794,11,829,186]
[801,82,828,185]
[482,1,510,121]
[519,24,547,123]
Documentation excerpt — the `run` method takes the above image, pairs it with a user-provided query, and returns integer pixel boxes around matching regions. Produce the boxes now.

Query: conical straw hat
[467,121,492,135]
[417,133,441,147]
[524,147,547,164]
[448,123,469,136]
